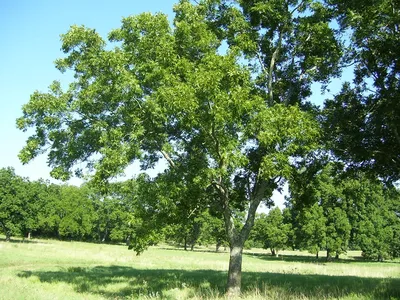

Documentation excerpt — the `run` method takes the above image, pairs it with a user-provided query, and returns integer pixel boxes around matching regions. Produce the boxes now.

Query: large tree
[17,0,342,295]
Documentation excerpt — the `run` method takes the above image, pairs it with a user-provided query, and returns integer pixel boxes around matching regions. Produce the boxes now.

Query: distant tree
[290,164,353,259]
[91,183,135,244]
[35,184,96,240]
[34,183,62,238]
[325,207,351,259]
[252,208,291,256]
[390,221,400,258]
[56,185,96,240]
[0,168,27,241]
[20,179,48,239]
[295,203,326,258]
[340,175,400,261]
[282,207,296,250]
[198,210,228,252]
[291,164,400,261]
[316,166,351,259]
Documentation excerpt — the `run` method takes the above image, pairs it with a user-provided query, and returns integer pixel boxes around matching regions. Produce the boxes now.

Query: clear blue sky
[0,0,348,209]
[0,0,177,184]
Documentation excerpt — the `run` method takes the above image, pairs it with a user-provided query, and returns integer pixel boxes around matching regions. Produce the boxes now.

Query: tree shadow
[18,265,400,299]
[242,271,400,299]
[244,252,400,264]
[158,246,228,254]
[244,252,352,264]
[0,238,42,244]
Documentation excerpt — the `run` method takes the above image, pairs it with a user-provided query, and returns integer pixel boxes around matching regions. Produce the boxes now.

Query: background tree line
[1,166,399,261]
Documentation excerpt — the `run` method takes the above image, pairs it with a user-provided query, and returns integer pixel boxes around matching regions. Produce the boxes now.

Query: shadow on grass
[244,252,400,265]
[158,246,229,254]
[244,252,352,264]
[18,265,400,299]
[0,238,42,244]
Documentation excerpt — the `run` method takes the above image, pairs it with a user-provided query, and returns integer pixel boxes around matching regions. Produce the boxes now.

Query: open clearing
[0,237,399,299]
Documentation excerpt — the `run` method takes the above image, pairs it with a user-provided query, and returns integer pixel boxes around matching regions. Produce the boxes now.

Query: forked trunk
[217,178,268,298]
[226,244,243,298]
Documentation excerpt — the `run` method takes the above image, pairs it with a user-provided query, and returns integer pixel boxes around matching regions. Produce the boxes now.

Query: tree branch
[268,29,283,106]
[256,49,268,77]
[290,0,306,15]
[188,207,198,219]
[240,179,268,243]
[160,150,176,168]
[208,101,225,169]
[213,180,238,245]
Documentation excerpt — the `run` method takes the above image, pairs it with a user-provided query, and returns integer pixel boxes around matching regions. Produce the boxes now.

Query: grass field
[0,237,399,299]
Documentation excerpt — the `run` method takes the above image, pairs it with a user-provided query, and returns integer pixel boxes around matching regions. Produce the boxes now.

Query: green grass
[0,237,399,299]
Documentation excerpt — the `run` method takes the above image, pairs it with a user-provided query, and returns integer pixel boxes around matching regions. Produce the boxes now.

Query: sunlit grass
[0,236,399,299]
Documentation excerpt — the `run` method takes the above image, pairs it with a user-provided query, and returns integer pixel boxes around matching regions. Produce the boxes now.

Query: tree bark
[226,244,244,298]
[216,241,221,252]
[101,227,108,243]
[125,234,131,246]
[184,235,188,251]
[326,249,331,261]
[220,179,269,297]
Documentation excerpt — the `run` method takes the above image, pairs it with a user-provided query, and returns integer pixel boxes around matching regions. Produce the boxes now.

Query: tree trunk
[216,177,268,298]
[271,248,276,256]
[226,244,243,298]
[101,227,108,243]
[184,235,188,251]
[5,232,11,242]
[316,251,319,259]
[125,234,131,246]
[335,252,339,260]
[27,231,31,239]
[326,249,331,261]
[216,240,221,252]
